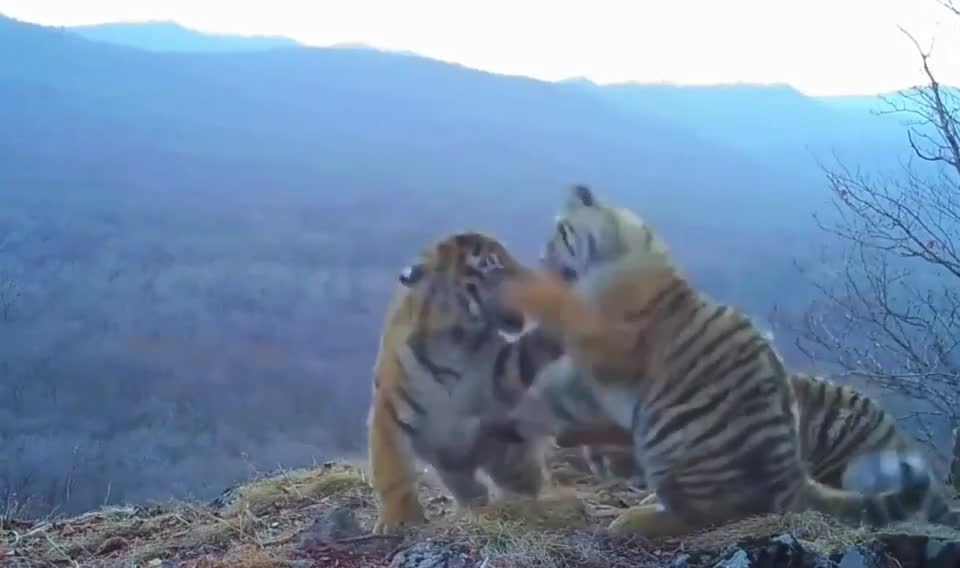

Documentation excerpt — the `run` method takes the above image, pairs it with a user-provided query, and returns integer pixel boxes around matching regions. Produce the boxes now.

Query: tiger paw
[372,499,426,535]
[606,504,691,539]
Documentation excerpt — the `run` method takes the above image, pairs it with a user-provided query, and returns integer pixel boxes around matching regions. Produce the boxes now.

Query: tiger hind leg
[434,466,491,509]
[482,441,547,498]
[638,492,659,506]
[607,503,701,539]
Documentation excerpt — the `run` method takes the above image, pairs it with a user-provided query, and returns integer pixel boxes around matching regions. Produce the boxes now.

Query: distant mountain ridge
[68,20,302,52]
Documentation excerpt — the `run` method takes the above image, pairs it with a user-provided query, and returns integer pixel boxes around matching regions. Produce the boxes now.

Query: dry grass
[1,462,375,567]
[3,449,959,567]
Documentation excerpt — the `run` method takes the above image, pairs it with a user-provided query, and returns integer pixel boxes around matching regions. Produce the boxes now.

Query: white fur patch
[467,297,482,318]
[843,450,929,494]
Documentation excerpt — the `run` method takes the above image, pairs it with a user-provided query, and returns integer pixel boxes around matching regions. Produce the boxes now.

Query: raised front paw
[372,496,425,535]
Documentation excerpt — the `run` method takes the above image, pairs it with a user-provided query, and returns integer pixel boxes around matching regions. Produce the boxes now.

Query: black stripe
[663,305,728,369]
[827,397,879,459]
[647,384,738,447]
[586,233,599,260]
[624,281,686,322]
[816,386,844,457]
[492,343,515,402]
[679,427,795,491]
[651,335,765,414]
[517,339,536,387]
[692,313,751,363]
[665,318,756,396]
[384,398,416,436]
[693,419,794,473]
[560,223,576,257]
[397,385,426,416]
[408,334,461,386]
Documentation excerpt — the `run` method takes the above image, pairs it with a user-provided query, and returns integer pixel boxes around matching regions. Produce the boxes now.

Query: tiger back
[367,231,564,535]
[491,185,933,538]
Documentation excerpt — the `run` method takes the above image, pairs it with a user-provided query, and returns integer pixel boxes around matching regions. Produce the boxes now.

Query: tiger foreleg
[368,401,426,534]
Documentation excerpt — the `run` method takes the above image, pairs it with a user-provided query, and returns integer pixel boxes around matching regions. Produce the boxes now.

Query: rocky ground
[4,449,960,567]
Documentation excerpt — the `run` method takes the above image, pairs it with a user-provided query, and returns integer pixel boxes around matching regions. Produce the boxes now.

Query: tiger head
[398,231,527,336]
[540,184,673,282]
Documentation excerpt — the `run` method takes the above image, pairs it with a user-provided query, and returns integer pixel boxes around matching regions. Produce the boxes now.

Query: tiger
[555,370,960,527]
[575,319,776,486]
[367,231,569,535]
[476,184,933,538]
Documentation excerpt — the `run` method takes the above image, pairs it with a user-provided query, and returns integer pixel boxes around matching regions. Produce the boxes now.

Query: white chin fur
[498,330,522,341]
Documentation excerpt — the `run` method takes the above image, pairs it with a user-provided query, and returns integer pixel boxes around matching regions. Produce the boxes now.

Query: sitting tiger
[478,184,932,538]
[559,370,960,528]
[367,231,568,535]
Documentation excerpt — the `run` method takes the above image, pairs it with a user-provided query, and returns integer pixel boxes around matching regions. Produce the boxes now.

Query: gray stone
[836,548,870,568]
[390,541,475,568]
[714,549,750,568]
[298,506,364,546]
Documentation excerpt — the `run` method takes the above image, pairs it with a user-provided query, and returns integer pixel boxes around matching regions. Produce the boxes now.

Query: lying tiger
[474,185,933,537]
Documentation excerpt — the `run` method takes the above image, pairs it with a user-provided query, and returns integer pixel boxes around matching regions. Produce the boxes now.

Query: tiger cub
[557,371,960,527]
[483,185,932,538]
[367,231,564,535]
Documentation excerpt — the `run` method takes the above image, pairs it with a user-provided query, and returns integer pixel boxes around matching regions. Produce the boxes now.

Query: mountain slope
[0,15,808,235]
[574,82,909,172]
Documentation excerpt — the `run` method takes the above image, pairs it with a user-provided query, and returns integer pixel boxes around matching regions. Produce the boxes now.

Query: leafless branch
[795,10,960,463]
[938,0,960,16]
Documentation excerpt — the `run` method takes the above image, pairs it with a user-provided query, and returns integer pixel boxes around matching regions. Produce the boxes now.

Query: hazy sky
[2,0,958,96]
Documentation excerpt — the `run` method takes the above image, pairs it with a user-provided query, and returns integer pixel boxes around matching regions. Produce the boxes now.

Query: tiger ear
[568,184,597,208]
[399,263,426,287]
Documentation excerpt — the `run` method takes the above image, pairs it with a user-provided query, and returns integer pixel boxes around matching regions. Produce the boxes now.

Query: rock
[207,483,242,511]
[879,534,960,566]
[298,506,364,547]
[715,549,750,568]
[712,532,808,568]
[836,546,885,568]
[390,541,475,568]
[94,536,128,556]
